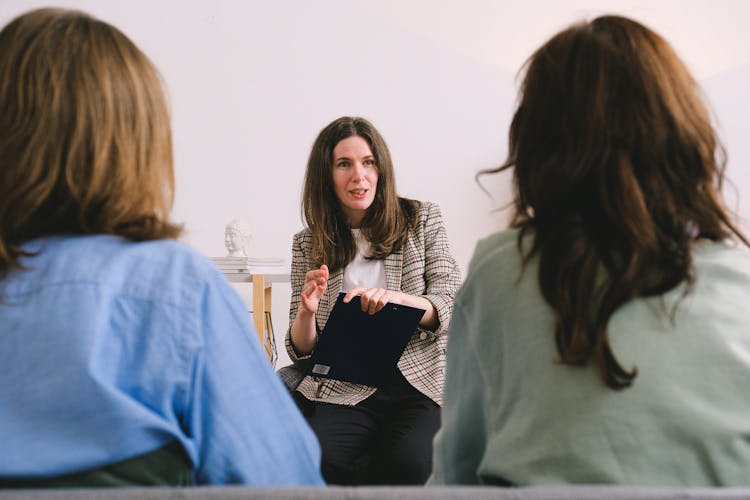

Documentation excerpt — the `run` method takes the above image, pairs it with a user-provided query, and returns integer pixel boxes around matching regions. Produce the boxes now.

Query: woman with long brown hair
[0,8,322,487]
[284,116,462,484]
[431,15,750,485]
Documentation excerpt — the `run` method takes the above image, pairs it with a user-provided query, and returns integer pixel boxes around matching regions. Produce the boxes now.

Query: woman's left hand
[343,287,403,315]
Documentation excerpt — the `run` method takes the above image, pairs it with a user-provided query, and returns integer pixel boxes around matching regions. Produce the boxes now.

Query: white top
[342,229,386,291]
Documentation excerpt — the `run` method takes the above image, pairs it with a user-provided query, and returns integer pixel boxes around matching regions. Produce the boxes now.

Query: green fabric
[1,441,193,488]
[431,230,750,486]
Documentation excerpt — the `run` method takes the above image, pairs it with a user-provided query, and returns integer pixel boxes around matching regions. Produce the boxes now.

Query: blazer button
[419,332,428,341]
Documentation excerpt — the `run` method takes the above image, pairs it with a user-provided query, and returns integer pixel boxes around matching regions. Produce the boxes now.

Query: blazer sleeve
[285,230,313,364]
[420,202,462,337]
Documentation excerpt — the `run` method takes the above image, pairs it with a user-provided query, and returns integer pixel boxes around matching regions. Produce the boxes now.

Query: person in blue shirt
[0,8,323,487]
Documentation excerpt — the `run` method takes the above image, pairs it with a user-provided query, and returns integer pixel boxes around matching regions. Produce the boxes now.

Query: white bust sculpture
[225,218,253,258]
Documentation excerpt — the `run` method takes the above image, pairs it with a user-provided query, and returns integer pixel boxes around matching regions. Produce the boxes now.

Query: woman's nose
[351,162,365,178]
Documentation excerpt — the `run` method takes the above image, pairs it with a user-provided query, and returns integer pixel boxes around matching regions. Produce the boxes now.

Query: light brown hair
[0,8,181,276]
[482,15,748,389]
[302,116,418,271]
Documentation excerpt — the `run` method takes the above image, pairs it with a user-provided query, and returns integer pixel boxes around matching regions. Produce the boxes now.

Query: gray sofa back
[3,486,750,499]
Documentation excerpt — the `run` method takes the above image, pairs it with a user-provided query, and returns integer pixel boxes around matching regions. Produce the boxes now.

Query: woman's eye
[337,161,350,168]
[364,159,375,166]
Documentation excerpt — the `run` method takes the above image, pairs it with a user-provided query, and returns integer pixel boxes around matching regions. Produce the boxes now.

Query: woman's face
[331,135,379,228]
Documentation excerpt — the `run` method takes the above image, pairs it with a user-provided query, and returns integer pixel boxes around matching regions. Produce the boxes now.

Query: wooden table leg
[252,274,266,347]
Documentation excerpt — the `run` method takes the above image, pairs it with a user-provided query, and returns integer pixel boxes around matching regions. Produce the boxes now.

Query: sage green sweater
[430,229,750,486]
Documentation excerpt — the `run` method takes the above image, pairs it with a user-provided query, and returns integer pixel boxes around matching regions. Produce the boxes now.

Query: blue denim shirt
[0,235,323,485]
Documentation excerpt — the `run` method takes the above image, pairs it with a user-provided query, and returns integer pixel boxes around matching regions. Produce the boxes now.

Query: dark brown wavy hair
[0,8,181,277]
[482,15,748,389]
[302,116,419,271]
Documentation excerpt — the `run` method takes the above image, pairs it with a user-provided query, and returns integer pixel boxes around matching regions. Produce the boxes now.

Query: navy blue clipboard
[306,292,426,388]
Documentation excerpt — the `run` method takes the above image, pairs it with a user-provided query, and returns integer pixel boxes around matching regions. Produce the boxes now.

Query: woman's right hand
[291,264,329,356]
[300,264,329,314]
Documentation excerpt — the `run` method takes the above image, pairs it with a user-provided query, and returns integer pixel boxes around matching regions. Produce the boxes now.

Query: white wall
[2,0,748,367]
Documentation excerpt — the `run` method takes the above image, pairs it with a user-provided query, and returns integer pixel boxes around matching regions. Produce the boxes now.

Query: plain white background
[2,0,748,367]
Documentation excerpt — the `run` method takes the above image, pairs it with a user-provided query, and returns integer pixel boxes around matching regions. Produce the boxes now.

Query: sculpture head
[225,218,252,257]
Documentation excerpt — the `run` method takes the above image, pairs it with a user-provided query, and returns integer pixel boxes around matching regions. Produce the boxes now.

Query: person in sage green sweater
[430,15,750,486]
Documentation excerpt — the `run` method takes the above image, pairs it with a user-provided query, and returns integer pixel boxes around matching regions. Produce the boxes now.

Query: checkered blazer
[285,201,462,406]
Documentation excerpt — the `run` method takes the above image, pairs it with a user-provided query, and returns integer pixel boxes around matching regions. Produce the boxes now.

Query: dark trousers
[0,441,192,488]
[295,371,440,485]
